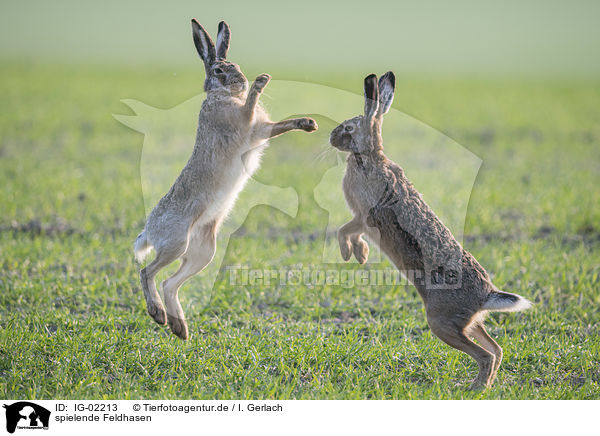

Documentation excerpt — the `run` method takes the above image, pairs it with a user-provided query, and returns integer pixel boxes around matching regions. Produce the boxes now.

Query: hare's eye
[345,125,354,132]
[214,68,223,74]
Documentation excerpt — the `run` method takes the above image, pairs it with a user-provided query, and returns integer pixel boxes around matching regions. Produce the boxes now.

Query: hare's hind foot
[469,323,503,386]
[168,315,189,340]
[467,376,491,391]
[147,300,167,326]
[427,313,496,390]
[140,268,167,325]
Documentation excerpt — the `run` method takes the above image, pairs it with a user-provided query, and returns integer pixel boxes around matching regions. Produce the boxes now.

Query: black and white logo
[3,402,50,434]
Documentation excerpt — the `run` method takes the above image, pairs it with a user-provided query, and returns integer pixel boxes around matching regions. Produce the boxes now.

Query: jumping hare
[330,72,531,389]
[134,20,318,339]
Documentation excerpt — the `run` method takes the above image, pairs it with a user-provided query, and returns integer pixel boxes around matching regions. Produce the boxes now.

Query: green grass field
[1,63,599,399]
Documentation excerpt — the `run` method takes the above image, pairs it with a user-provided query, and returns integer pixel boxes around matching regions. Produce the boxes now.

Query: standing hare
[134,19,317,339]
[330,72,531,389]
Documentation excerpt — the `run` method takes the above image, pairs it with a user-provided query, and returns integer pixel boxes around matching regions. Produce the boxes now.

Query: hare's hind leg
[140,267,167,325]
[141,237,188,325]
[469,323,503,385]
[427,314,495,390]
[162,221,217,340]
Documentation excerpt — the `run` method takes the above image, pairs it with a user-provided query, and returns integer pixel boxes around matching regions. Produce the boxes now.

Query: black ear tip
[380,71,395,86]
[364,74,378,94]
[364,73,377,83]
[386,71,396,86]
[364,74,378,93]
[218,21,230,31]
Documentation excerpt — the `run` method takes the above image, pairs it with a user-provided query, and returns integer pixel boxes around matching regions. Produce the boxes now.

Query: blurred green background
[2,0,600,76]
[1,0,599,399]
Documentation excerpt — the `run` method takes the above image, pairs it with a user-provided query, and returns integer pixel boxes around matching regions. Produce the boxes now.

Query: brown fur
[330,73,531,389]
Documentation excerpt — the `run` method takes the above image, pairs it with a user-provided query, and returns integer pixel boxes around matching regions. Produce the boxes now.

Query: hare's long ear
[192,19,216,67]
[363,74,379,122]
[216,21,231,60]
[377,71,395,117]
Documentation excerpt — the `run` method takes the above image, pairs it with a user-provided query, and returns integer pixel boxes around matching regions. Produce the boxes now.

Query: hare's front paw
[253,73,271,91]
[339,237,352,261]
[353,238,369,264]
[298,117,318,132]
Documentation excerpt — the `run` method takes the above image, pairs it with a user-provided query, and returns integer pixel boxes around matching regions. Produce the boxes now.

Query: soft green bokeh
[1,63,599,399]
[1,0,600,76]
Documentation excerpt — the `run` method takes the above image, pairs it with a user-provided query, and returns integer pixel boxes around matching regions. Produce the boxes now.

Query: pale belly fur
[193,142,265,228]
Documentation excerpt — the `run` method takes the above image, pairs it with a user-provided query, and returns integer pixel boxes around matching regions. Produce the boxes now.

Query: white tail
[482,290,533,312]
[134,231,153,263]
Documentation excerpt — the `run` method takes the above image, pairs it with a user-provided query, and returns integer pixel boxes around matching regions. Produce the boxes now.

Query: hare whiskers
[313,143,336,163]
